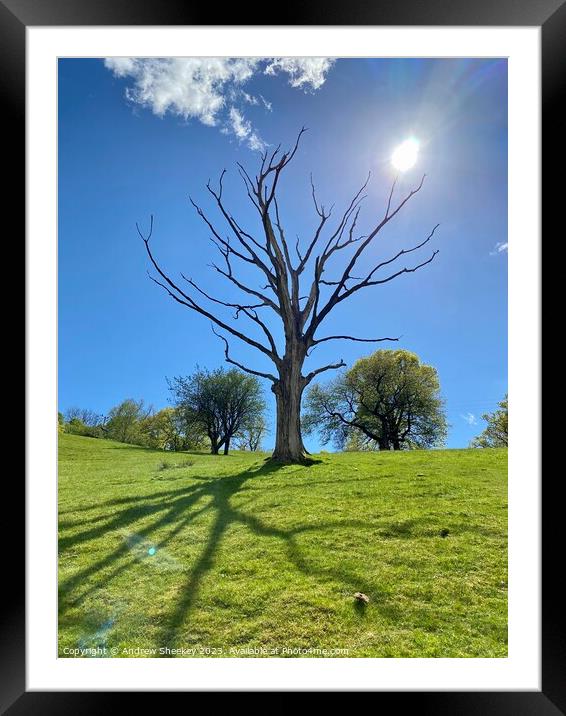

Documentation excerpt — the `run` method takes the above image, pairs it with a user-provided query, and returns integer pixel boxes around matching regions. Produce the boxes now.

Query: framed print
[7,0,558,709]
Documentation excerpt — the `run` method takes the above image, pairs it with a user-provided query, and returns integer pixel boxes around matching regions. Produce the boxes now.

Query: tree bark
[271,350,307,463]
[223,437,231,455]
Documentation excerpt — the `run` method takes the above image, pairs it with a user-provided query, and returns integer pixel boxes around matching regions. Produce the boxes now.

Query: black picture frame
[8,0,557,710]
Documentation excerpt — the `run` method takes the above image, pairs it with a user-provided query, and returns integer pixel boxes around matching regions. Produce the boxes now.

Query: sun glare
[391,137,419,172]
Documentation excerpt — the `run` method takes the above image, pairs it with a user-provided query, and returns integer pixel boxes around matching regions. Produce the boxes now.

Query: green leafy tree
[106,398,151,444]
[169,368,265,455]
[343,431,379,452]
[303,349,447,450]
[140,407,180,450]
[139,406,208,451]
[471,395,508,448]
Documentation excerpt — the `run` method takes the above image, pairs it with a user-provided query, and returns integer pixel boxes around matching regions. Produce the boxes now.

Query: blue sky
[58,57,507,450]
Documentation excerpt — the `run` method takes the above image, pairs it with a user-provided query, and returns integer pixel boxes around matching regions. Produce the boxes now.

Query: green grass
[58,433,507,658]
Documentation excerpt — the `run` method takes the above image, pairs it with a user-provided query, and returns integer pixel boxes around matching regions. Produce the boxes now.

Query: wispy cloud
[460,412,478,425]
[104,57,334,150]
[227,107,265,152]
[490,241,508,256]
[264,58,335,91]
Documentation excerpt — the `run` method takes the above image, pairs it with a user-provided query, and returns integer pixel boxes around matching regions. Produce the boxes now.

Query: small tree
[303,349,447,450]
[64,407,103,427]
[169,368,265,455]
[470,395,508,448]
[140,407,180,450]
[235,415,268,452]
[63,407,106,438]
[106,398,151,444]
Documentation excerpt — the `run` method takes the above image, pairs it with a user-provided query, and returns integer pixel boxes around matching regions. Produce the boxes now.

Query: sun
[391,137,419,172]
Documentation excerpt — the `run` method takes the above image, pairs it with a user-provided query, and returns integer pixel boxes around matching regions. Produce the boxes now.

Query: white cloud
[104,57,138,77]
[264,58,335,90]
[104,57,259,127]
[490,241,508,256]
[460,413,478,425]
[241,91,259,106]
[260,95,272,112]
[104,57,335,149]
[227,107,266,152]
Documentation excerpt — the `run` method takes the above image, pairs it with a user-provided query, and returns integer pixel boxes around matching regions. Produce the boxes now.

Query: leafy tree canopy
[470,395,508,448]
[105,398,151,445]
[303,349,447,451]
[169,367,265,455]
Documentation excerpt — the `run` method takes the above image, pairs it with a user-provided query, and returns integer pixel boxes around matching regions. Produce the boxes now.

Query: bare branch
[304,359,346,385]
[198,183,278,291]
[258,127,308,209]
[295,174,333,275]
[384,176,397,219]
[306,174,428,336]
[273,195,295,274]
[310,173,325,218]
[363,250,439,287]
[341,249,439,299]
[295,235,304,264]
[319,276,362,286]
[316,224,440,294]
[319,175,370,260]
[356,223,440,286]
[236,164,261,212]
[141,226,277,361]
[211,325,277,382]
[209,260,281,313]
[180,273,268,314]
[136,215,154,242]
[299,176,370,327]
[312,335,400,346]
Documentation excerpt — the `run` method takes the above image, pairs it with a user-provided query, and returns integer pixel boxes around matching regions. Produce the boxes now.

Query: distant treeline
[59,354,507,455]
[59,367,267,454]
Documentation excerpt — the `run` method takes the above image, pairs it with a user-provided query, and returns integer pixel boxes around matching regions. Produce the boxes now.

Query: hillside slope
[58,434,507,657]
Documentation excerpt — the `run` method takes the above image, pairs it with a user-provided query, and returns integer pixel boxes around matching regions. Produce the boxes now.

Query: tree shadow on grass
[59,461,281,610]
[59,458,401,652]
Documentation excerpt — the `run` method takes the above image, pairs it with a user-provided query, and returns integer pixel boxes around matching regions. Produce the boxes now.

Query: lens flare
[391,138,419,172]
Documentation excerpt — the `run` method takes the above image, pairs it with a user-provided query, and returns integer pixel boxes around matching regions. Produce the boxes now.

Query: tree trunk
[271,353,307,463]
[223,437,230,455]
[392,439,401,450]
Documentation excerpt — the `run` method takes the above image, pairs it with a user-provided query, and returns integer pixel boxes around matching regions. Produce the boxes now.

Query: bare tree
[64,407,104,427]
[235,415,268,452]
[139,129,439,463]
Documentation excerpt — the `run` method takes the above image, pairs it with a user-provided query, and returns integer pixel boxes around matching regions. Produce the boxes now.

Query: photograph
[57,56,508,660]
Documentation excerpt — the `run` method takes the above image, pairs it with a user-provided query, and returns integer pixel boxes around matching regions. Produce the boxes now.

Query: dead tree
[139,129,439,463]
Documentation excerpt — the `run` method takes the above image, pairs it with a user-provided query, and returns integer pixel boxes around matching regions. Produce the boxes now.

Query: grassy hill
[58,433,507,658]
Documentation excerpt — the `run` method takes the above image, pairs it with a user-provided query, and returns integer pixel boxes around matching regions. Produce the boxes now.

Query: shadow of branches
[60,459,401,652]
